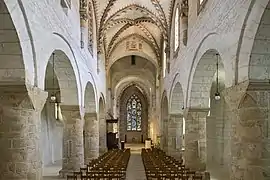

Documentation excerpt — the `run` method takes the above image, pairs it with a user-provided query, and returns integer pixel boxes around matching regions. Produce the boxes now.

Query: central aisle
[125,144,147,180]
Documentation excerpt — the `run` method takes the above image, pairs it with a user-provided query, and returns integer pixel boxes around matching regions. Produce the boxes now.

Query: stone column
[99,113,107,154]
[84,113,99,164]
[183,108,208,171]
[0,85,47,180]
[60,105,84,177]
[168,114,183,159]
[223,81,269,180]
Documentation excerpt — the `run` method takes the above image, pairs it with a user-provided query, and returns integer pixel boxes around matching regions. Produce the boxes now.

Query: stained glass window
[127,94,142,131]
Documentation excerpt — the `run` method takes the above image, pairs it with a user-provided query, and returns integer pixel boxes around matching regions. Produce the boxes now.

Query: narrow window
[131,55,136,65]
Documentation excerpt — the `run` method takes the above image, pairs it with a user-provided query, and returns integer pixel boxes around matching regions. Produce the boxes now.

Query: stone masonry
[167,113,183,159]
[60,105,84,177]
[184,108,209,171]
[0,84,47,180]
[224,81,270,180]
[99,112,107,154]
[84,112,99,164]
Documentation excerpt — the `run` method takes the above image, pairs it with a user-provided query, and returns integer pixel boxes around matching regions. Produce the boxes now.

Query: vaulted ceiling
[88,0,175,69]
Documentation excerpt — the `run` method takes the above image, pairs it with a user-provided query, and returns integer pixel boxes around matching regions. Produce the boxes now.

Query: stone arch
[248,1,270,81]
[119,85,148,143]
[45,50,79,106]
[109,52,158,71]
[116,82,150,110]
[99,96,107,154]
[188,49,225,108]
[84,82,96,113]
[236,0,269,83]
[160,91,169,151]
[170,82,184,114]
[0,0,37,85]
[0,0,27,85]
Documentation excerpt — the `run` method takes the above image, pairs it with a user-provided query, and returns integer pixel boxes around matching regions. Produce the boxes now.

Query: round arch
[38,33,82,106]
[109,51,158,71]
[84,82,96,113]
[236,0,269,83]
[248,1,270,81]
[0,1,27,85]
[45,50,80,106]
[188,49,225,108]
[170,82,184,114]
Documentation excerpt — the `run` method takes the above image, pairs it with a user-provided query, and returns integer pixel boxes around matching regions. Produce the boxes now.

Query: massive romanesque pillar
[84,112,99,164]
[184,108,208,171]
[0,85,47,180]
[168,114,183,159]
[224,81,268,180]
[99,112,107,154]
[161,117,169,152]
[60,105,84,177]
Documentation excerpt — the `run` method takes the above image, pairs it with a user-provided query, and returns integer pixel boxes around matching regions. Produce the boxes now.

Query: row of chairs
[67,149,130,179]
[142,148,204,180]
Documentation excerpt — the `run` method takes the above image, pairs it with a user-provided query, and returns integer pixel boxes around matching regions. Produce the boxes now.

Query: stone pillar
[223,81,269,180]
[183,108,208,171]
[161,117,168,152]
[99,112,107,154]
[84,113,99,164]
[168,114,183,159]
[60,105,84,177]
[0,85,47,180]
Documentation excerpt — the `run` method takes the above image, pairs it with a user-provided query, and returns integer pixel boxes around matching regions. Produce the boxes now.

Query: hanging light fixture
[50,53,61,121]
[215,53,221,100]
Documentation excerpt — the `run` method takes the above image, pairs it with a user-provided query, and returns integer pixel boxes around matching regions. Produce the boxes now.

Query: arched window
[127,94,142,131]
[174,7,179,51]
[88,3,94,55]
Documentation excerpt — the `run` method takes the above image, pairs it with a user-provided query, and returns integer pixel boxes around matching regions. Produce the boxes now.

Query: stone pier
[0,85,47,180]
[161,117,168,152]
[84,112,99,164]
[224,81,270,180]
[99,112,107,154]
[168,114,183,159]
[60,105,84,177]
[184,108,208,171]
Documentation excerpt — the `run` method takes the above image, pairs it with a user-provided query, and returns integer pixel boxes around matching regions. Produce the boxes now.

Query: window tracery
[126,94,142,131]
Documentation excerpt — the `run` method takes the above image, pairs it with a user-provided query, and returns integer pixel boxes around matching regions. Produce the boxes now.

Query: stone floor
[42,144,226,180]
[125,143,147,180]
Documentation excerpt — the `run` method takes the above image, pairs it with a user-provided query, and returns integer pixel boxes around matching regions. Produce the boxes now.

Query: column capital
[169,113,183,118]
[61,105,81,120]
[84,112,97,119]
[222,80,249,110]
[0,84,48,111]
[183,107,209,118]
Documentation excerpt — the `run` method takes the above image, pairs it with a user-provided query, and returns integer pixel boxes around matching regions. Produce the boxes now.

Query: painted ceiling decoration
[85,0,175,69]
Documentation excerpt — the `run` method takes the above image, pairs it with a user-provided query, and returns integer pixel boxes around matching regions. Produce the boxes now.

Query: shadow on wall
[41,100,63,167]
